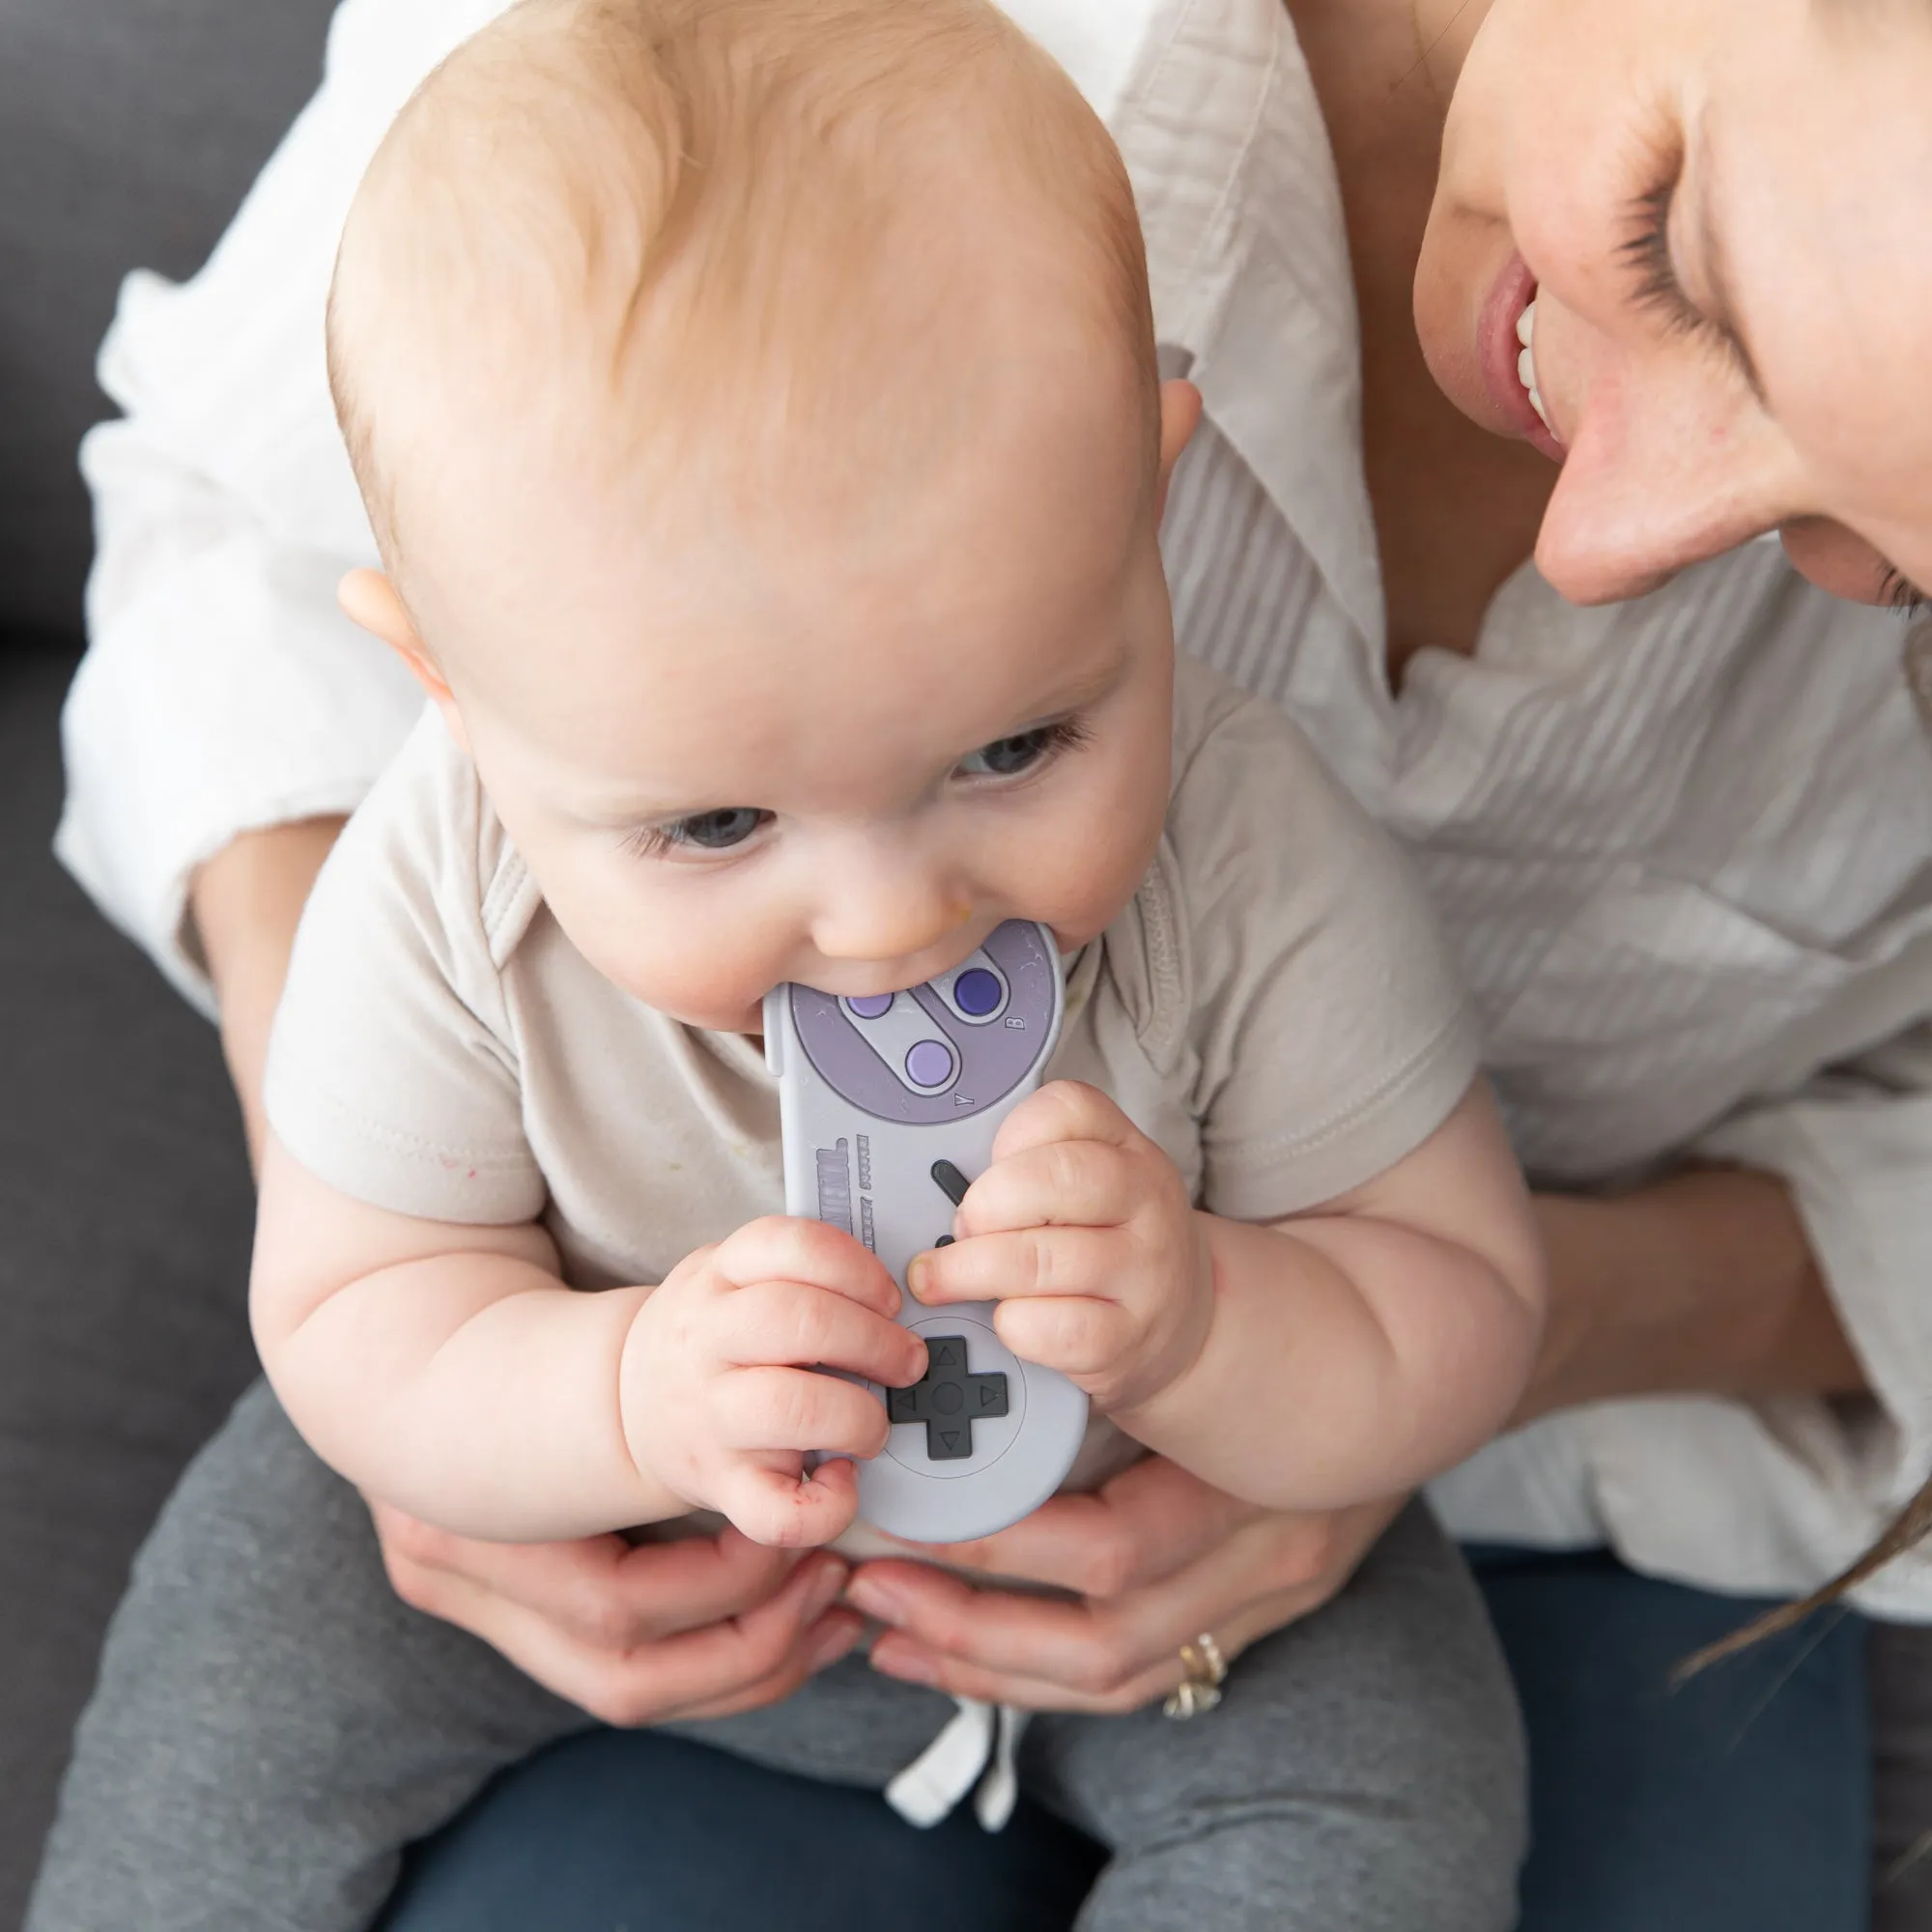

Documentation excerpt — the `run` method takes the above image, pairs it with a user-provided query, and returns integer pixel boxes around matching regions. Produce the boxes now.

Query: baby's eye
[956,723,1078,780]
[647,807,772,854]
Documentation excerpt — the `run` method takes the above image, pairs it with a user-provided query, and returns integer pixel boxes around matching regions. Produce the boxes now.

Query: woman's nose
[808,845,970,966]
[1528,311,1800,606]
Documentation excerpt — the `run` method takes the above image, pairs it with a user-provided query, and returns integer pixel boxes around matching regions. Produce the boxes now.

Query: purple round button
[904,1039,955,1088]
[952,968,1002,1017]
[846,993,895,1020]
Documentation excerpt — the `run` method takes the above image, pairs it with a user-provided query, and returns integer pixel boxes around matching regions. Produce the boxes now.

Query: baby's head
[330,0,1197,1030]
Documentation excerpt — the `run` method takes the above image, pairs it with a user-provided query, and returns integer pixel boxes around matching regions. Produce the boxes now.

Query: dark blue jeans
[382,1547,1871,1931]
[1473,1546,1870,1931]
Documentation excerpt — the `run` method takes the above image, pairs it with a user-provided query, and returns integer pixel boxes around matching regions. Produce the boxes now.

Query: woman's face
[1417,0,1932,610]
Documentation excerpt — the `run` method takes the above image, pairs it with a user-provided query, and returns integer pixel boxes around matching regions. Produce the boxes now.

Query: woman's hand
[368,1501,865,1724]
[845,1455,1406,1713]
[840,1166,1869,1714]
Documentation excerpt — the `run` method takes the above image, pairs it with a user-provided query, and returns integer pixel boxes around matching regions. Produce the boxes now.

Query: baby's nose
[810,863,971,965]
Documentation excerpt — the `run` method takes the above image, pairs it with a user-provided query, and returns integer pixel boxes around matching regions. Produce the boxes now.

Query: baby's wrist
[1101,1208,1221,1427]
[611,1287,696,1508]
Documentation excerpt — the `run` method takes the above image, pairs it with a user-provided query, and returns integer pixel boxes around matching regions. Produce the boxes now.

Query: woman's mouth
[1479,254,1564,460]
[1516,298,1552,435]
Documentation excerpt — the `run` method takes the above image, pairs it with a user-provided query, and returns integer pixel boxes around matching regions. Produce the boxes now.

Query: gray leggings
[28,1382,1526,1932]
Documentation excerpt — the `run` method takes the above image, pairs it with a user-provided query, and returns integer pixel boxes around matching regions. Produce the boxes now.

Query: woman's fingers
[850,1558,1190,1694]
[860,1560,1325,1715]
[372,1501,809,1648]
[849,1490,1410,1714]
[892,1456,1270,1598]
[382,1520,858,1725]
[865,1588,1306,1715]
[548,1558,860,1725]
[668,1605,867,1722]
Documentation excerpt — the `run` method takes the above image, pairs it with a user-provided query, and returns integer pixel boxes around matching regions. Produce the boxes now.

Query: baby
[241,0,1542,1923]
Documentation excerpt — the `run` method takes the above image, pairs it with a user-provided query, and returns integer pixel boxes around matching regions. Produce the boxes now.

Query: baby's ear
[338,570,469,750]
[339,569,443,692]
[1153,380,1203,526]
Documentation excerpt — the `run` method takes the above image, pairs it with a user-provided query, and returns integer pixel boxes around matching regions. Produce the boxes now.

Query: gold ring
[1163,1631,1229,1719]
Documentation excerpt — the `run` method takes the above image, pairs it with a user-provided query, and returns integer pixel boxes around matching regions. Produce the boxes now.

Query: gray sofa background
[2,0,334,633]
[0,2,335,1918]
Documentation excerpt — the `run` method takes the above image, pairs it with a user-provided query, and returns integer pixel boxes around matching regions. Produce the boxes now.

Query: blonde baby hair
[327,0,1157,575]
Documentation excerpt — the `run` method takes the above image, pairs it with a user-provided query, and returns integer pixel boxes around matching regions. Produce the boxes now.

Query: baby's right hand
[620,1217,923,1548]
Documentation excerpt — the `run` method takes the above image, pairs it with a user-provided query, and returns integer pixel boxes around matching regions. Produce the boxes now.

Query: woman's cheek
[1411,212,1495,428]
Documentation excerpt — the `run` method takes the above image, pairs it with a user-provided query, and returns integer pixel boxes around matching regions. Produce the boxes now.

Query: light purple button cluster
[787,922,1057,1127]
[904,1039,955,1088]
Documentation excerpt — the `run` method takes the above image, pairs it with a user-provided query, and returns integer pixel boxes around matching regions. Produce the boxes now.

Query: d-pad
[886,1337,1009,1462]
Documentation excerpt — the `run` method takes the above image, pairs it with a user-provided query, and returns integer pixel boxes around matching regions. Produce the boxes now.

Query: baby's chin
[592,960,767,1036]
[662,994,769,1037]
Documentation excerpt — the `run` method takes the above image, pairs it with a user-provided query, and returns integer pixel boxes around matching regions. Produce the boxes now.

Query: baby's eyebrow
[560,781,737,827]
[1009,644,1131,725]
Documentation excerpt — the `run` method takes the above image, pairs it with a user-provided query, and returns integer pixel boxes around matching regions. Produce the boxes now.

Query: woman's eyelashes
[1621,173,1712,345]
[954,717,1091,781]
[1620,158,1758,395]
[1878,564,1930,616]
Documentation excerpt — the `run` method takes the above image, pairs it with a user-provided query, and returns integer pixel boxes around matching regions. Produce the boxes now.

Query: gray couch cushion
[0,641,258,1922]
[0,0,339,636]
[0,3,334,1909]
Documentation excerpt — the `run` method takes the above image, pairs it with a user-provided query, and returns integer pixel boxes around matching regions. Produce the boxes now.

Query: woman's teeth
[1516,297,1552,434]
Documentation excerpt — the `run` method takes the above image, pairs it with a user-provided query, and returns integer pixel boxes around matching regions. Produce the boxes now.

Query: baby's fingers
[714,1215,901,1317]
[956,1136,1144,1240]
[911,1225,1125,1308]
[990,1081,1142,1163]
[718,1282,923,1388]
[994,1294,1139,1381]
[717,1456,862,1550]
[715,1365,894,1461]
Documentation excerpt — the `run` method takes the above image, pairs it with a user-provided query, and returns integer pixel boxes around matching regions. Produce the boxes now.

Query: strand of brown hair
[1674,1471,1932,1683]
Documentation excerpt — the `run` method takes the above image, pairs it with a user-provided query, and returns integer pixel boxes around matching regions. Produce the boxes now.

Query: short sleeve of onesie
[1165,662,1481,1222]
[262,708,546,1225]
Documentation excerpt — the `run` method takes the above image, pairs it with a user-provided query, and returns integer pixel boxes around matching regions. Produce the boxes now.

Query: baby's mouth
[1515,294,1553,435]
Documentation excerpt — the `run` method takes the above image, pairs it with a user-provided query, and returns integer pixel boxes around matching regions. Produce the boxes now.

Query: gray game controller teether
[763,921,1089,1544]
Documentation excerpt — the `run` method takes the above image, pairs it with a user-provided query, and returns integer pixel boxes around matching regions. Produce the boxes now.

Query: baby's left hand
[906,1082,1213,1415]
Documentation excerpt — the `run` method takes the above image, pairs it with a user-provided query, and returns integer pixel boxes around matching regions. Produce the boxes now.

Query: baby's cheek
[549,874,773,1030]
[1031,778,1165,944]
[611,938,774,1033]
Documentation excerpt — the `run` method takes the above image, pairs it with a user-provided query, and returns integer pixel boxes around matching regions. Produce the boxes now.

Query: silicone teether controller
[764,921,1089,1543]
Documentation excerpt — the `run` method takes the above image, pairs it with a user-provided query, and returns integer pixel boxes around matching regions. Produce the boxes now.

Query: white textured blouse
[57,0,1932,1615]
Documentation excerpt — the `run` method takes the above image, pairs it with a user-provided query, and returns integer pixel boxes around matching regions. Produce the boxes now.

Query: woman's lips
[1479,253,1564,461]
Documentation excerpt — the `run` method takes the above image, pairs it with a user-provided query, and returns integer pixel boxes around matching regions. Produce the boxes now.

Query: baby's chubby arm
[907,1080,1545,1512]
[251,1138,923,1547]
